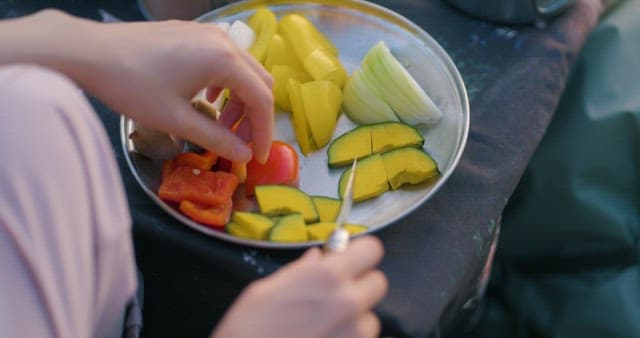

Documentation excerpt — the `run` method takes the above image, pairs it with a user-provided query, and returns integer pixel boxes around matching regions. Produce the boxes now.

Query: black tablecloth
[0,0,605,337]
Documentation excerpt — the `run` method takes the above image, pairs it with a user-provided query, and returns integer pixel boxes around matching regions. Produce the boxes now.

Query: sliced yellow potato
[247,7,277,63]
[300,80,342,148]
[303,48,347,88]
[272,65,311,112]
[279,13,329,62]
[288,79,316,155]
[264,34,304,71]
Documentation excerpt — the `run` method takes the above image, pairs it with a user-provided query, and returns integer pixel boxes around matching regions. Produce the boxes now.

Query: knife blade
[324,159,357,252]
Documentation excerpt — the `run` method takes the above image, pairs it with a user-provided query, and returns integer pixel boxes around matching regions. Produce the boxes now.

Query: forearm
[0,10,114,94]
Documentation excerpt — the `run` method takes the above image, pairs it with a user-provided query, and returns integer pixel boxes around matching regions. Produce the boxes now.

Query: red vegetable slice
[245,141,299,196]
[179,199,233,229]
[174,150,218,171]
[162,158,178,181]
[158,166,239,206]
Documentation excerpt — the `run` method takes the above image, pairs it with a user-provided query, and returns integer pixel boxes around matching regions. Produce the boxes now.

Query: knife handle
[323,228,350,252]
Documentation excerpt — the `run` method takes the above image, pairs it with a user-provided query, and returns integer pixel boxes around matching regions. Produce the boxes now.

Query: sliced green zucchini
[311,196,342,222]
[327,121,424,168]
[268,213,308,243]
[326,124,372,168]
[370,121,424,153]
[226,211,275,240]
[306,222,368,241]
[381,147,439,190]
[255,185,319,223]
[338,153,389,202]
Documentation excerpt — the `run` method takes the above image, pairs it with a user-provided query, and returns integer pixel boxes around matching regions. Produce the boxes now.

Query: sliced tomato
[158,166,239,206]
[175,150,218,171]
[245,141,299,196]
[179,199,233,229]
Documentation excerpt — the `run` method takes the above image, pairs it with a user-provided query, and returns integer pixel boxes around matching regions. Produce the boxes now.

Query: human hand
[89,17,274,163]
[210,236,388,338]
[0,10,273,163]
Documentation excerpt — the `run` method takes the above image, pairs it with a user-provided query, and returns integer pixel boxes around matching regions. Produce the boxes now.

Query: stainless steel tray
[121,0,469,249]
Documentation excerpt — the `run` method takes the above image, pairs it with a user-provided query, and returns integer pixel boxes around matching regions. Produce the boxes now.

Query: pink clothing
[0,65,137,338]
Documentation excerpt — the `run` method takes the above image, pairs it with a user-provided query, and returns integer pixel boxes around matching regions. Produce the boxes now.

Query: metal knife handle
[324,228,350,252]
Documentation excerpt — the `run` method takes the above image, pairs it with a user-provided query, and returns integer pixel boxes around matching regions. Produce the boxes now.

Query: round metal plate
[121,0,469,249]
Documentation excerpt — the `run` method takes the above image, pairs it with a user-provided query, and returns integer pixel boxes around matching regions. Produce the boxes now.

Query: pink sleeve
[0,65,137,338]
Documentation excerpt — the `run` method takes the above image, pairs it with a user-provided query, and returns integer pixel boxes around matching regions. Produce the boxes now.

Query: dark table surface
[0,0,605,337]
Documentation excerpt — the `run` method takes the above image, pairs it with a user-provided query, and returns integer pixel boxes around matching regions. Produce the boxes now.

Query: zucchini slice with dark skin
[381,147,439,190]
[255,185,319,223]
[327,121,424,168]
[268,213,308,243]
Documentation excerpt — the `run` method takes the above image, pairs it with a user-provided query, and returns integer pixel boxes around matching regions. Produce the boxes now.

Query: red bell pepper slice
[245,141,299,196]
[158,166,239,206]
[179,199,233,229]
[175,150,218,171]
[162,158,178,181]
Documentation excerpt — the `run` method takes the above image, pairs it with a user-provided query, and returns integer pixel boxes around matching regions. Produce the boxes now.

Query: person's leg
[0,64,137,338]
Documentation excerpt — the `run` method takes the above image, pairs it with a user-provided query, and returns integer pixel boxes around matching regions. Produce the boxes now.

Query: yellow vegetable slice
[255,185,319,223]
[370,121,424,153]
[303,49,347,88]
[300,80,342,148]
[311,27,339,56]
[247,7,277,63]
[288,79,316,155]
[327,121,424,168]
[271,65,311,112]
[226,212,274,240]
[381,147,439,190]
[326,125,372,168]
[264,34,304,71]
[338,153,389,202]
[307,222,367,241]
[268,213,309,243]
[278,14,335,62]
[311,196,341,222]
[278,14,320,60]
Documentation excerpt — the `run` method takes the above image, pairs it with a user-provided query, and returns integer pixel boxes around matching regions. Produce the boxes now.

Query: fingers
[218,97,244,129]
[206,87,223,103]
[218,94,265,146]
[327,273,386,338]
[233,117,252,143]
[170,99,252,162]
[199,31,273,163]
[331,312,381,338]
[346,269,388,314]
[216,54,273,163]
[239,50,273,88]
[325,235,385,278]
